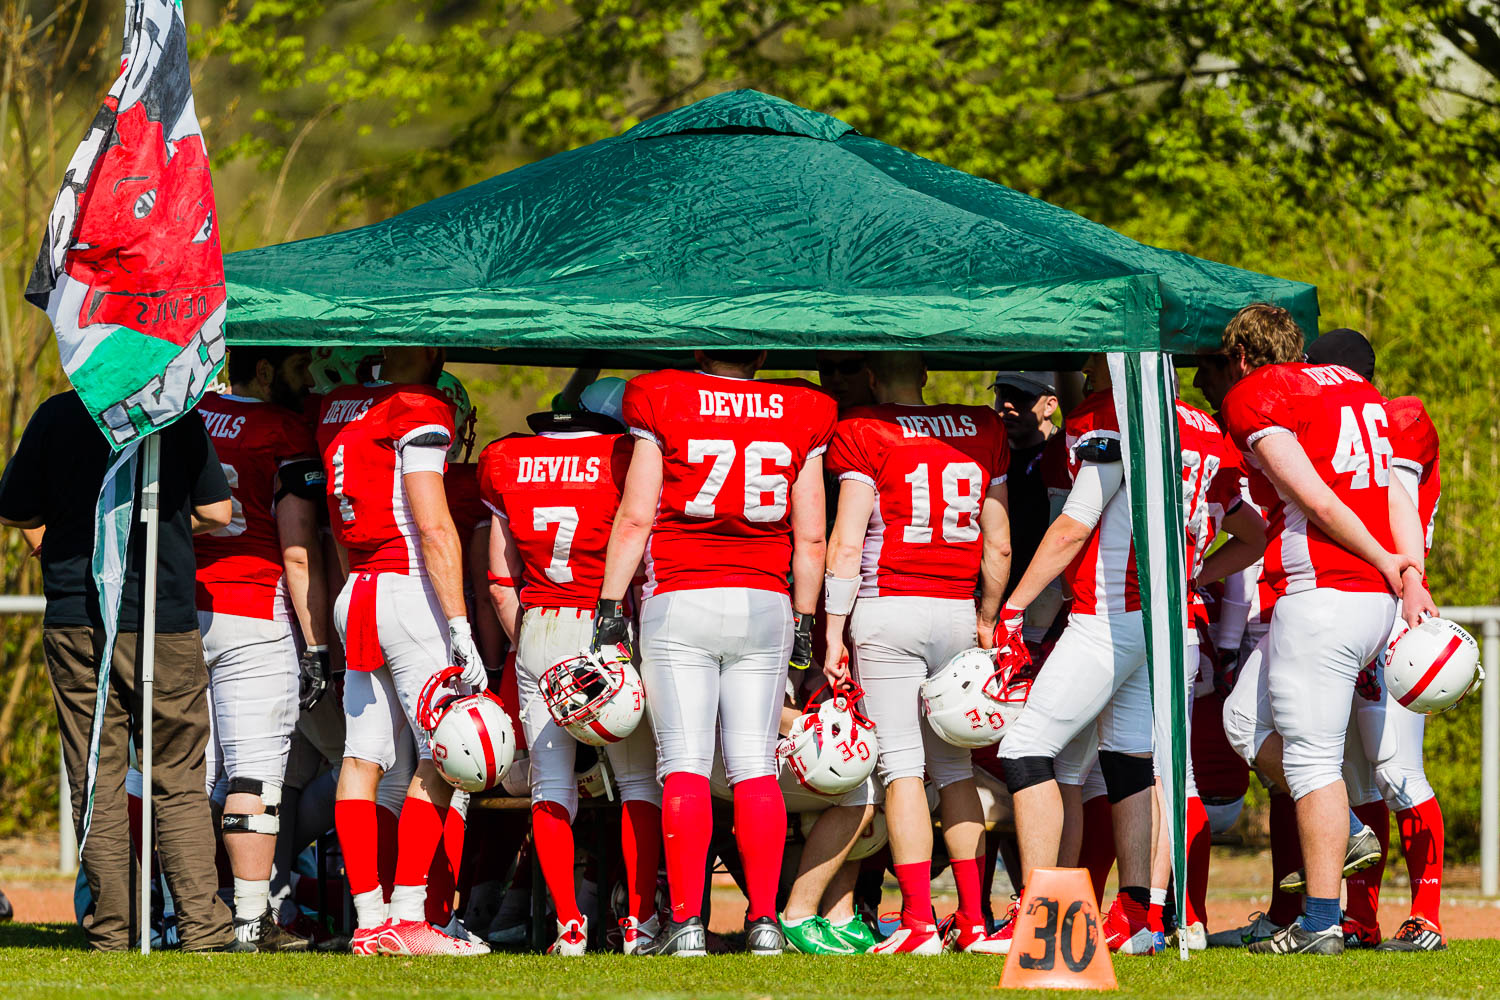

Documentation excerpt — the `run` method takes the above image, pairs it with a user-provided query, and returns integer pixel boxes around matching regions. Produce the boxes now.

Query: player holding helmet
[195,347,328,951]
[318,346,487,956]
[479,378,663,956]
[820,352,1013,955]
[1214,306,1435,956]
[595,350,836,956]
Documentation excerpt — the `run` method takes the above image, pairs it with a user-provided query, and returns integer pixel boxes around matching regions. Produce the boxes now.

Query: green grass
[0,924,1494,999]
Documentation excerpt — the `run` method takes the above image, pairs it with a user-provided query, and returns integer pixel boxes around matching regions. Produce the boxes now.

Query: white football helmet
[798,805,888,861]
[1384,617,1483,714]
[541,644,646,747]
[418,667,516,792]
[777,686,878,796]
[921,646,1034,749]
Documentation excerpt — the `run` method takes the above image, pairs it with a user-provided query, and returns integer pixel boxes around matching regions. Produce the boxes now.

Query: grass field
[0,924,1494,1000]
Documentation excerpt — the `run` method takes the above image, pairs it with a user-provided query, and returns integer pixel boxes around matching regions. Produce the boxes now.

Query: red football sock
[393,796,447,890]
[894,860,933,929]
[375,804,399,899]
[1184,795,1211,927]
[1267,792,1304,927]
[425,803,467,926]
[661,772,712,922]
[1079,795,1116,907]
[951,855,986,925]
[1345,800,1390,931]
[1398,796,1444,926]
[1147,902,1164,934]
[531,801,582,924]
[335,798,381,897]
[732,775,786,922]
[622,800,663,922]
[1117,889,1150,928]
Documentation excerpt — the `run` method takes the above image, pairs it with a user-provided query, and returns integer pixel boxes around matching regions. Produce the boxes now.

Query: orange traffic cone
[999,868,1117,991]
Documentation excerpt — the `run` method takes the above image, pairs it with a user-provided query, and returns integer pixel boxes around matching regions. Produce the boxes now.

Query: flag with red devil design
[27,0,225,449]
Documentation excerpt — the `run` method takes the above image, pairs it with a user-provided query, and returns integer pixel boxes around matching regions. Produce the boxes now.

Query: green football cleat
[779,915,856,955]
[829,915,879,953]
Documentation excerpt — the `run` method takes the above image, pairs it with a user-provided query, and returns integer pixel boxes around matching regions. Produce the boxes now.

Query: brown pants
[44,626,231,952]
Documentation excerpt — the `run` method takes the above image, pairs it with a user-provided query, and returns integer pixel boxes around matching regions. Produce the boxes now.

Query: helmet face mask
[777,686,878,796]
[541,645,646,747]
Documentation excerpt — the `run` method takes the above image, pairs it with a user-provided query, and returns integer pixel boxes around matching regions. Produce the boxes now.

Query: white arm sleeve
[1212,566,1254,651]
[400,442,449,475]
[1059,460,1125,530]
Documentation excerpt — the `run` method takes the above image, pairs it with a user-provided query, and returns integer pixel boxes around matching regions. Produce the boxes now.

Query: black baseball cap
[1305,328,1375,381]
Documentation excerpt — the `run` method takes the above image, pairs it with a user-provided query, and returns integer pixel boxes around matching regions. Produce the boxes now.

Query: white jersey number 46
[1332,403,1392,490]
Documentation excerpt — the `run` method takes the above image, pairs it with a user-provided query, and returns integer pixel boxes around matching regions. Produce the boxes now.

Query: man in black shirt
[0,390,234,951]
[990,372,1062,596]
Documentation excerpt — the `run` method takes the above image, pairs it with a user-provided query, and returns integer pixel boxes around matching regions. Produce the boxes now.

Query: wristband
[823,573,859,616]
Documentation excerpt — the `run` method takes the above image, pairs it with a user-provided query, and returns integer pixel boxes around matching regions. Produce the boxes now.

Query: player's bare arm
[276,494,329,647]
[1251,431,1414,593]
[406,470,467,618]
[821,474,875,686]
[788,454,828,669]
[975,481,1012,648]
[600,436,664,603]
[486,512,525,643]
[469,522,506,668]
[1388,464,1438,627]
[1196,503,1270,586]
[192,497,233,534]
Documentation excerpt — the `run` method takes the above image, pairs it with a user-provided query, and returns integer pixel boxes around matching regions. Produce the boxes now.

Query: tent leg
[138,433,161,955]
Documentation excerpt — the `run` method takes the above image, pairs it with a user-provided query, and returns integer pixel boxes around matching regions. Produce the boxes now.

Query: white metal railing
[2,595,1498,887]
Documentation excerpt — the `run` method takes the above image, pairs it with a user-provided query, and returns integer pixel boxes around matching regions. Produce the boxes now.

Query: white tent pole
[137,432,161,955]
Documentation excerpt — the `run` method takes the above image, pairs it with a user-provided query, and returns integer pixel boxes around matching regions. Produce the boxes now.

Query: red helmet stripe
[586,718,616,743]
[468,704,497,787]
[1397,634,1463,709]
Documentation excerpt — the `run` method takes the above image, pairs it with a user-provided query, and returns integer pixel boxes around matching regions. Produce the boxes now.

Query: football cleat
[231,910,310,953]
[1206,911,1286,948]
[548,918,587,956]
[645,916,707,957]
[351,921,387,956]
[1247,921,1344,956]
[990,896,1022,955]
[1376,915,1447,952]
[745,916,786,955]
[375,918,485,956]
[870,923,943,956]
[441,915,491,954]
[829,915,878,953]
[1342,920,1381,950]
[945,920,1010,954]
[780,915,856,955]
[1278,825,1383,893]
[620,914,659,956]
[1102,898,1156,955]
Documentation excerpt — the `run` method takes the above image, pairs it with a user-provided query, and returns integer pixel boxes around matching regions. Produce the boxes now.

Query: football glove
[297,646,332,710]
[1212,647,1241,700]
[591,598,631,657]
[994,604,1026,650]
[448,617,487,689]
[1356,660,1382,702]
[790,611,815,670]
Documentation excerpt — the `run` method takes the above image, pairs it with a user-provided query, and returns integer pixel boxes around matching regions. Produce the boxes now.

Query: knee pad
[222,777,281,836]
[1097,751,1153,804]
[1002,755,1056,795]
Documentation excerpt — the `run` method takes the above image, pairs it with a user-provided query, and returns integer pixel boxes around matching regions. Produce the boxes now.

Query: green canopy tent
[224,89,1318,956]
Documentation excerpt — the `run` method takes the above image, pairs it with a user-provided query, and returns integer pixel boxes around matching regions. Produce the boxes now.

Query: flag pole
[137,431,161,955]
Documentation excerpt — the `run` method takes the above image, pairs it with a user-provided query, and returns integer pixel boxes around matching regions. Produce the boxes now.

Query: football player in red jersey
[319,345,487,957]
[195,347,327,951]
[1212,307,1435,956]
[595,350,837,956]
[480,379,663,956]
[1286,332,1450,953]
[995,354,1262,955]
[821,352,1012,955]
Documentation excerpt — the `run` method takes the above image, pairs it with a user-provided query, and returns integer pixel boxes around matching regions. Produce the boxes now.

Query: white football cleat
[548,917,588,956]
[375,918,485,956]
[441,915,491,954]
[620,914,659,956]
[1176,921,1207,952]
[870,924,942,956]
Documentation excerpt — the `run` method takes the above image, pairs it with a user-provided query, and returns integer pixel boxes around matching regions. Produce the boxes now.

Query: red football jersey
[317,383,455,575]
[622,370,837,598]
[194,393,319,619]
[477,431,632,609]
[1385,395,1440,556]
[1222,363,1395,596]
[825,403,1009,599]
[1177,401,1240,589]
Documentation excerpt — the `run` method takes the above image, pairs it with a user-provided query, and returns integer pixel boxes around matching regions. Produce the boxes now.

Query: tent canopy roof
[224,90,1317,368]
